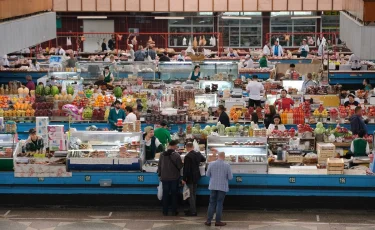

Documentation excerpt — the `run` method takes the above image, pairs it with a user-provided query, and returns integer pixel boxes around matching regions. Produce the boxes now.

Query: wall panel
[288,0,302,10]
[97,0,111,11]
[258,0,272,11]
[111,0,126,11]
[214,0,228,11]
[199,0,213,11]
[82,0,96,11]
[303,0,317,10]
[53,0,67,11]
[273,0,287,11]
[333,0,343,10]
[228,0,243,11]
[243,0,258,11]
[169,0,183,11]
[126,0,140,11]
[0,0,52,20]
[155,0,169,11]
[318,0,332,10]
[184,0,198,12]
[140,0,154,11]
[67,0,82,11]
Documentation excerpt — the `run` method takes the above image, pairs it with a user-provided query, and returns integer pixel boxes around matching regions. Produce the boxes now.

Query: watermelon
[51,86,59,96]
[67,85,74,95]
[113,86,122,98]
[44,86,51,95]
[36,85,44,96]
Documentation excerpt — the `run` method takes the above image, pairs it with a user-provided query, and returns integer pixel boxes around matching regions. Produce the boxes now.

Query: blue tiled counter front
[329,71,375,85]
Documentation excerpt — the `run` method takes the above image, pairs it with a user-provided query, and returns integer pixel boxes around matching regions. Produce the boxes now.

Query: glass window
[169,18,191,25]
[293,18,316,25]
[193,17,214,25]
[271,17,293,25]
[221,17,262,48]
[271,11,291,17]
[293,11,313,15]
[222,19,240,26]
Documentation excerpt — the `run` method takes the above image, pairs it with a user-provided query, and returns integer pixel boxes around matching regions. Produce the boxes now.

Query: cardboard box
[49,140,67,151]
[48,125,65,140]
[36,117,49,127]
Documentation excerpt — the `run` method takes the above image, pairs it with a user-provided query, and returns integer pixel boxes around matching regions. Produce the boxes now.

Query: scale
[224,98,246,111]
[231,88,243,98]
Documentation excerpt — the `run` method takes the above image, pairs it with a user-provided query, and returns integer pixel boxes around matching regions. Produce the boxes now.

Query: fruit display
[269,128,296,138]
[297,124,314,134]
[229,107,242,122]
[83,107,93,120]
[113,86,123,98]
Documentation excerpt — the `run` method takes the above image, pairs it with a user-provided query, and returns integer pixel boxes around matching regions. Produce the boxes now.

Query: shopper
[363,79,372,92]
[101,39,107,52]
[159,52,171,62]
[154,120,171,147]
[349,54,362,70]
[158,140,182,216]
[25,128,44,152]
[108,100,125,130]
[108,34,116,51]
[25,75,35,91]
[251,112,259,128]
[299,39,310,58]
[274,89,294,111]
[177,50,186,61]
[182,142,206,216]
[103,66,114,85]
[272,40,284,57]
[344,94,360,107]
[350,106,368,135]
[205,150,233,227]
[227,48,239,58]
[349,129,370,157]
[246,75,264,108]
[259,55,268,68]
[188,65,201,82]
[243,54,254,68]
[145,43,156,60]
[55,46,65,56]
[217,105,230,128]
[302,73,317,93]
[144,126,164,160]
[128,44,135,61]
[264,105,276,129]
[263,41,271,56]
[134,45,146,61]
[66,53,77,68]
[267,115,286,135]
[124,106,137,123]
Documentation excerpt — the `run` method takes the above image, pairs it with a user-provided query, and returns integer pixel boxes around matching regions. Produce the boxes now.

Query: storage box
[317,143,335,151]
[48,125,65,140]
[326,158,344,175]
[49,140,67,151]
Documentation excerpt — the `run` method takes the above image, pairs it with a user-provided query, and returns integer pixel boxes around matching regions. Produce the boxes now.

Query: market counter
[329,70,375,85]
[0,71,46,84]
[0,171,374,197]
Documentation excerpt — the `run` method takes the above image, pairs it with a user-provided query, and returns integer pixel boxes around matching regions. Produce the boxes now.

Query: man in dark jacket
[182,142,206,216]
[108,34,116,51]
[350,106,368,135]
[158,140,183,216]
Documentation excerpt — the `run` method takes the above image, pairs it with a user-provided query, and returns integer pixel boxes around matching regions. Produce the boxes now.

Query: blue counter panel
[1,172,375,197]
[240,73,271,80]
[0,72,46,84]
[329,71,375,84]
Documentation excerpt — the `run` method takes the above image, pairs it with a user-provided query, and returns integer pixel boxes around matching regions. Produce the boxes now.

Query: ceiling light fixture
[291,16,321,19]
[154,16,185,20]
[77,16,107,19]
[222,16,252,20]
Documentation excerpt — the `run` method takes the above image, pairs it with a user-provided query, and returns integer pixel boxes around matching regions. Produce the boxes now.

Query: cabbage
[225,127,231,133]
[316,122,324,129]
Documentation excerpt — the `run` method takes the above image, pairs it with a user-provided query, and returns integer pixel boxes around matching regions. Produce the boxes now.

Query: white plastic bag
[183,185,190,200]
[193,140,200,152]
[157,181,163,200]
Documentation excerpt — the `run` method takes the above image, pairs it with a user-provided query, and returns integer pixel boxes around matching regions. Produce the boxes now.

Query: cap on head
[29,128,37,134]
[144,126,154,134]
[160,120,168,127]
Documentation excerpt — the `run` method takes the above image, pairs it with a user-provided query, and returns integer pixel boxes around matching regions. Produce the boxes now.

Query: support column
[262,12,270,46]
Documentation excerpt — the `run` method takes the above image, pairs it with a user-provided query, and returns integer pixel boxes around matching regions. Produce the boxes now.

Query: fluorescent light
[291,16,321,19]
[77,16,107,19]
[222,16,252,20]
[155,16,185,20]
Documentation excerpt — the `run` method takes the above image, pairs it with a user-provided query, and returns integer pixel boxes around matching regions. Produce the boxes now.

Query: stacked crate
[317,143,336,164]
[327,158,344,175]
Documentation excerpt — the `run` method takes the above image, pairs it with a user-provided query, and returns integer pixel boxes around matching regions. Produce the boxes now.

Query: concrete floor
[0,208,374,230]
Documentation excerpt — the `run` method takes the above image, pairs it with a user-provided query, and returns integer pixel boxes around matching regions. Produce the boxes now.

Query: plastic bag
[157,181,163,200]
[183,185,190,200]
[193,140,200,152]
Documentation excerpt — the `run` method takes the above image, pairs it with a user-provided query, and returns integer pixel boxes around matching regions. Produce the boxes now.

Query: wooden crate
[327,170,344,175]
[287,154,303,163]
[317,143,335,151]
[327,158,344,175]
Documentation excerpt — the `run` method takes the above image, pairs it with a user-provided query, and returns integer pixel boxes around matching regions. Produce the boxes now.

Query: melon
[51,86,59,96]
[113,86,122,98]
[44,86,51,95]
[23,87,29,95]
[36,85,44,96]
[67,86,74,95]
[54,94,59,100]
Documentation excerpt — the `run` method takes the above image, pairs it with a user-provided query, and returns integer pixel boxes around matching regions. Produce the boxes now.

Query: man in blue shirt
[205,150,233,227]
[350,106,368,135]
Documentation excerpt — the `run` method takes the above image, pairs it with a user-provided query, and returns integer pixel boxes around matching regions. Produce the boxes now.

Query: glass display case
[67,131,144,171]
[0,134,16,171]
[206,136,268,174]
[158,61,238,81]
[78,61,156,81]
[195,94,218,107]
[198,80,233,91]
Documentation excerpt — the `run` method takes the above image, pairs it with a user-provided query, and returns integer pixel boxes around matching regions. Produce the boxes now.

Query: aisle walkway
[0,208,375,230]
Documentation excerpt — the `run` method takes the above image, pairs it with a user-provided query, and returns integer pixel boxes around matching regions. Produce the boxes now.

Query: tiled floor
[0,208,374,230]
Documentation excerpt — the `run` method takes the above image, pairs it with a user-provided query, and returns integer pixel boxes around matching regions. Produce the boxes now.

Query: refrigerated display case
[67,131,144,171]
[0,134,16,171]
[195,94,218,107]
[206,136,268,174]
[198,80,233,91]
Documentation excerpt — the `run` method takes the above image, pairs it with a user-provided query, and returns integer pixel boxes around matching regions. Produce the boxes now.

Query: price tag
[339,177,346,184]
[137,175,144,182]
[236,176,242,183]
[85,175,91,182]
[289,177,296,183]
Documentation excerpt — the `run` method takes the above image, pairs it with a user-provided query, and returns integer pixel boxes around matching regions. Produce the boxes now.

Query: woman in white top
[124,106,137,123]
[267,115,286,135]
[299,39,310,58]
[263,41,271,56]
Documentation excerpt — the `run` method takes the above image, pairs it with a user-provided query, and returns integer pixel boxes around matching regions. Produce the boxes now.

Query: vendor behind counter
[25,128,44,152]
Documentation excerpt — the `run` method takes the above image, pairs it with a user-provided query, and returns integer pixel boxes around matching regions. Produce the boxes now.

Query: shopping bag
[157,181,163,201]
[183,185,190,200]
